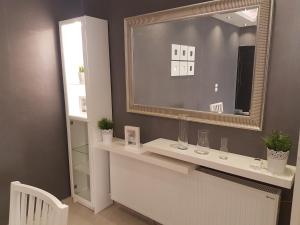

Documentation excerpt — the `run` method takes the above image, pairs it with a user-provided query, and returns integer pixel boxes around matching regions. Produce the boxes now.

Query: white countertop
[144,138,296,189]
[95,139,197,175]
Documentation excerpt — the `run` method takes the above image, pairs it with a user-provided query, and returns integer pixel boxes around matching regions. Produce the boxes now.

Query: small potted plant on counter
[263,131,292,174]
[98,118,114,145]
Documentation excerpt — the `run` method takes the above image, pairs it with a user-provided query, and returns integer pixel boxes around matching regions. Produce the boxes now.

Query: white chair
[9,181,68,225]
[210,102,224,114]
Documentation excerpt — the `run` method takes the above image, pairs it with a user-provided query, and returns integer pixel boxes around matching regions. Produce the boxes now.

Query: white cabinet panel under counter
[95,139,197,175]
[110,153,281,225]
[97,138,288,225]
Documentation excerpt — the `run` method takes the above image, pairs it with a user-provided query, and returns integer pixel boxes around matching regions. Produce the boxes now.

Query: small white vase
[102,129,113,145]
[78,72,85,85]
[267,148,289,174]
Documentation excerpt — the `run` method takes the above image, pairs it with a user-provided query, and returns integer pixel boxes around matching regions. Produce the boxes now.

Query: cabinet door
[70,120,91,202]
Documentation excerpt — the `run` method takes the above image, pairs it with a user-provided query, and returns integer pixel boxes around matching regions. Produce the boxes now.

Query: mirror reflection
[132,7,258,116]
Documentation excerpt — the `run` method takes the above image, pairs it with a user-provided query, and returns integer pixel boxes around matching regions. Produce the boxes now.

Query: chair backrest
[9,181,68,225]
[210,102,224,114]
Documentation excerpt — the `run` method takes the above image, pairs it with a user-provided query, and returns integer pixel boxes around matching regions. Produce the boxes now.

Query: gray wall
[0,0,109,223]
[0,0,299,224]
[0,0,111,223]
[107,0,300,224]
[133,17,240,114]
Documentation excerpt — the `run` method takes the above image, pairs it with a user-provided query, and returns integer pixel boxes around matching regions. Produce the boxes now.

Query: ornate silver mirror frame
[124,0,274,131]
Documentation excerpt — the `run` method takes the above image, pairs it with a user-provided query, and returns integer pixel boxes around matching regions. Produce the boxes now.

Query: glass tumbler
[177,114,189,150]
[220,137,229,152]
[219,137,229,160]
[197,130,210,147]
[195,130,210,155]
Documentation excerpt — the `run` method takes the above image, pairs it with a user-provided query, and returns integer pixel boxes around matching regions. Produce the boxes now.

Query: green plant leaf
[263,130,292,152]
[98,118,113,130]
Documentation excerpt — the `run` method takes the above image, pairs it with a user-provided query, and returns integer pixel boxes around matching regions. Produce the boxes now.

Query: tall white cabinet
[59,16,112,213]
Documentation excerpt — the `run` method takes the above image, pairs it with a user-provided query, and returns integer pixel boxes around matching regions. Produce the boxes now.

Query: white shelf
[74,163,90,175]
[72,144,89,154]
[96,139,197,175]
[144,138,296,189]
[68,83,85,86]
[69,115,88,122]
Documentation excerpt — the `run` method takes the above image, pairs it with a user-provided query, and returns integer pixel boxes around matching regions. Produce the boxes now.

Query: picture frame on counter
[125,126,140,149]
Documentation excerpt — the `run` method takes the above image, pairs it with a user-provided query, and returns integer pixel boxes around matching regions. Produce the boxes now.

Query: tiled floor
[64,198,154,225]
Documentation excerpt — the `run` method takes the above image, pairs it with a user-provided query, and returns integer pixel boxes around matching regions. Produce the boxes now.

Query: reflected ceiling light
[236,8,258,22]
[226,16,232,19]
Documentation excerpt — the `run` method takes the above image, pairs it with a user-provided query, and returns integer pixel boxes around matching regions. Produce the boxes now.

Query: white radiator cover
[110,154,281,225]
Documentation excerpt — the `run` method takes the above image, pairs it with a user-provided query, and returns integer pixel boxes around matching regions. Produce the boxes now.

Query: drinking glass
[197,130,210,147]
[220,137,229,152]
[195,130,210,155]
[219,137,229,160]
[177,114,189,150]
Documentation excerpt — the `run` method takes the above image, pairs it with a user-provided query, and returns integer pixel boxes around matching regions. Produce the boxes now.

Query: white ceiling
[212,8,258,28]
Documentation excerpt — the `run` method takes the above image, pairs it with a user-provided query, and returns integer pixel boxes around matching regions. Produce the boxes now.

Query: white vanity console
[97,139,295,225]
[144,138,296,189]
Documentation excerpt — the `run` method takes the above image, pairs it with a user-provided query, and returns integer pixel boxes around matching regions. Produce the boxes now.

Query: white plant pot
[78,72,85,85]
[102,129,113,145]
[267,148,289,174]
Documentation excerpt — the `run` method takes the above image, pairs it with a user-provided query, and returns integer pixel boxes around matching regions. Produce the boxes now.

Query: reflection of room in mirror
[180,45,188,60]
[188,46,195,61]
[180,61,188,75]
[188,62,195,76]
[133,6,258,116]
[171,61,180,76]
[212,8,258,28]
[210,102,224,114]
[171,44,180,60]
[171,44,196,76]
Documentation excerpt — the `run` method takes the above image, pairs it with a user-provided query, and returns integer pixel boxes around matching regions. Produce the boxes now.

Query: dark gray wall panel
[107,0,300,224]
[0,0,83,223]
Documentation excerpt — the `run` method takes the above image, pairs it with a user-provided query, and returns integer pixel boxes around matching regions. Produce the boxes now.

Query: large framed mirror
[125,0,273,131]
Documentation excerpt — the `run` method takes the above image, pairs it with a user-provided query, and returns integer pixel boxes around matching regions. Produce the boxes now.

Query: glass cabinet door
[70,120,91,202]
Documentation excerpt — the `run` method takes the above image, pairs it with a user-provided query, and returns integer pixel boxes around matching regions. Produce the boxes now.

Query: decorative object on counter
[263,130,292,174]
[250,158,264,170]
[98,118,114,145]
[78,66,85,85]
[125,126,140,149]
[79,96,87,113]
[195,129,209,155]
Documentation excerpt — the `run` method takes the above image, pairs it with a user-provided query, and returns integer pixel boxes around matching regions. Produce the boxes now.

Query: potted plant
[78,66,85,85]
[98,118,114,145]
[263,131,292,174]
